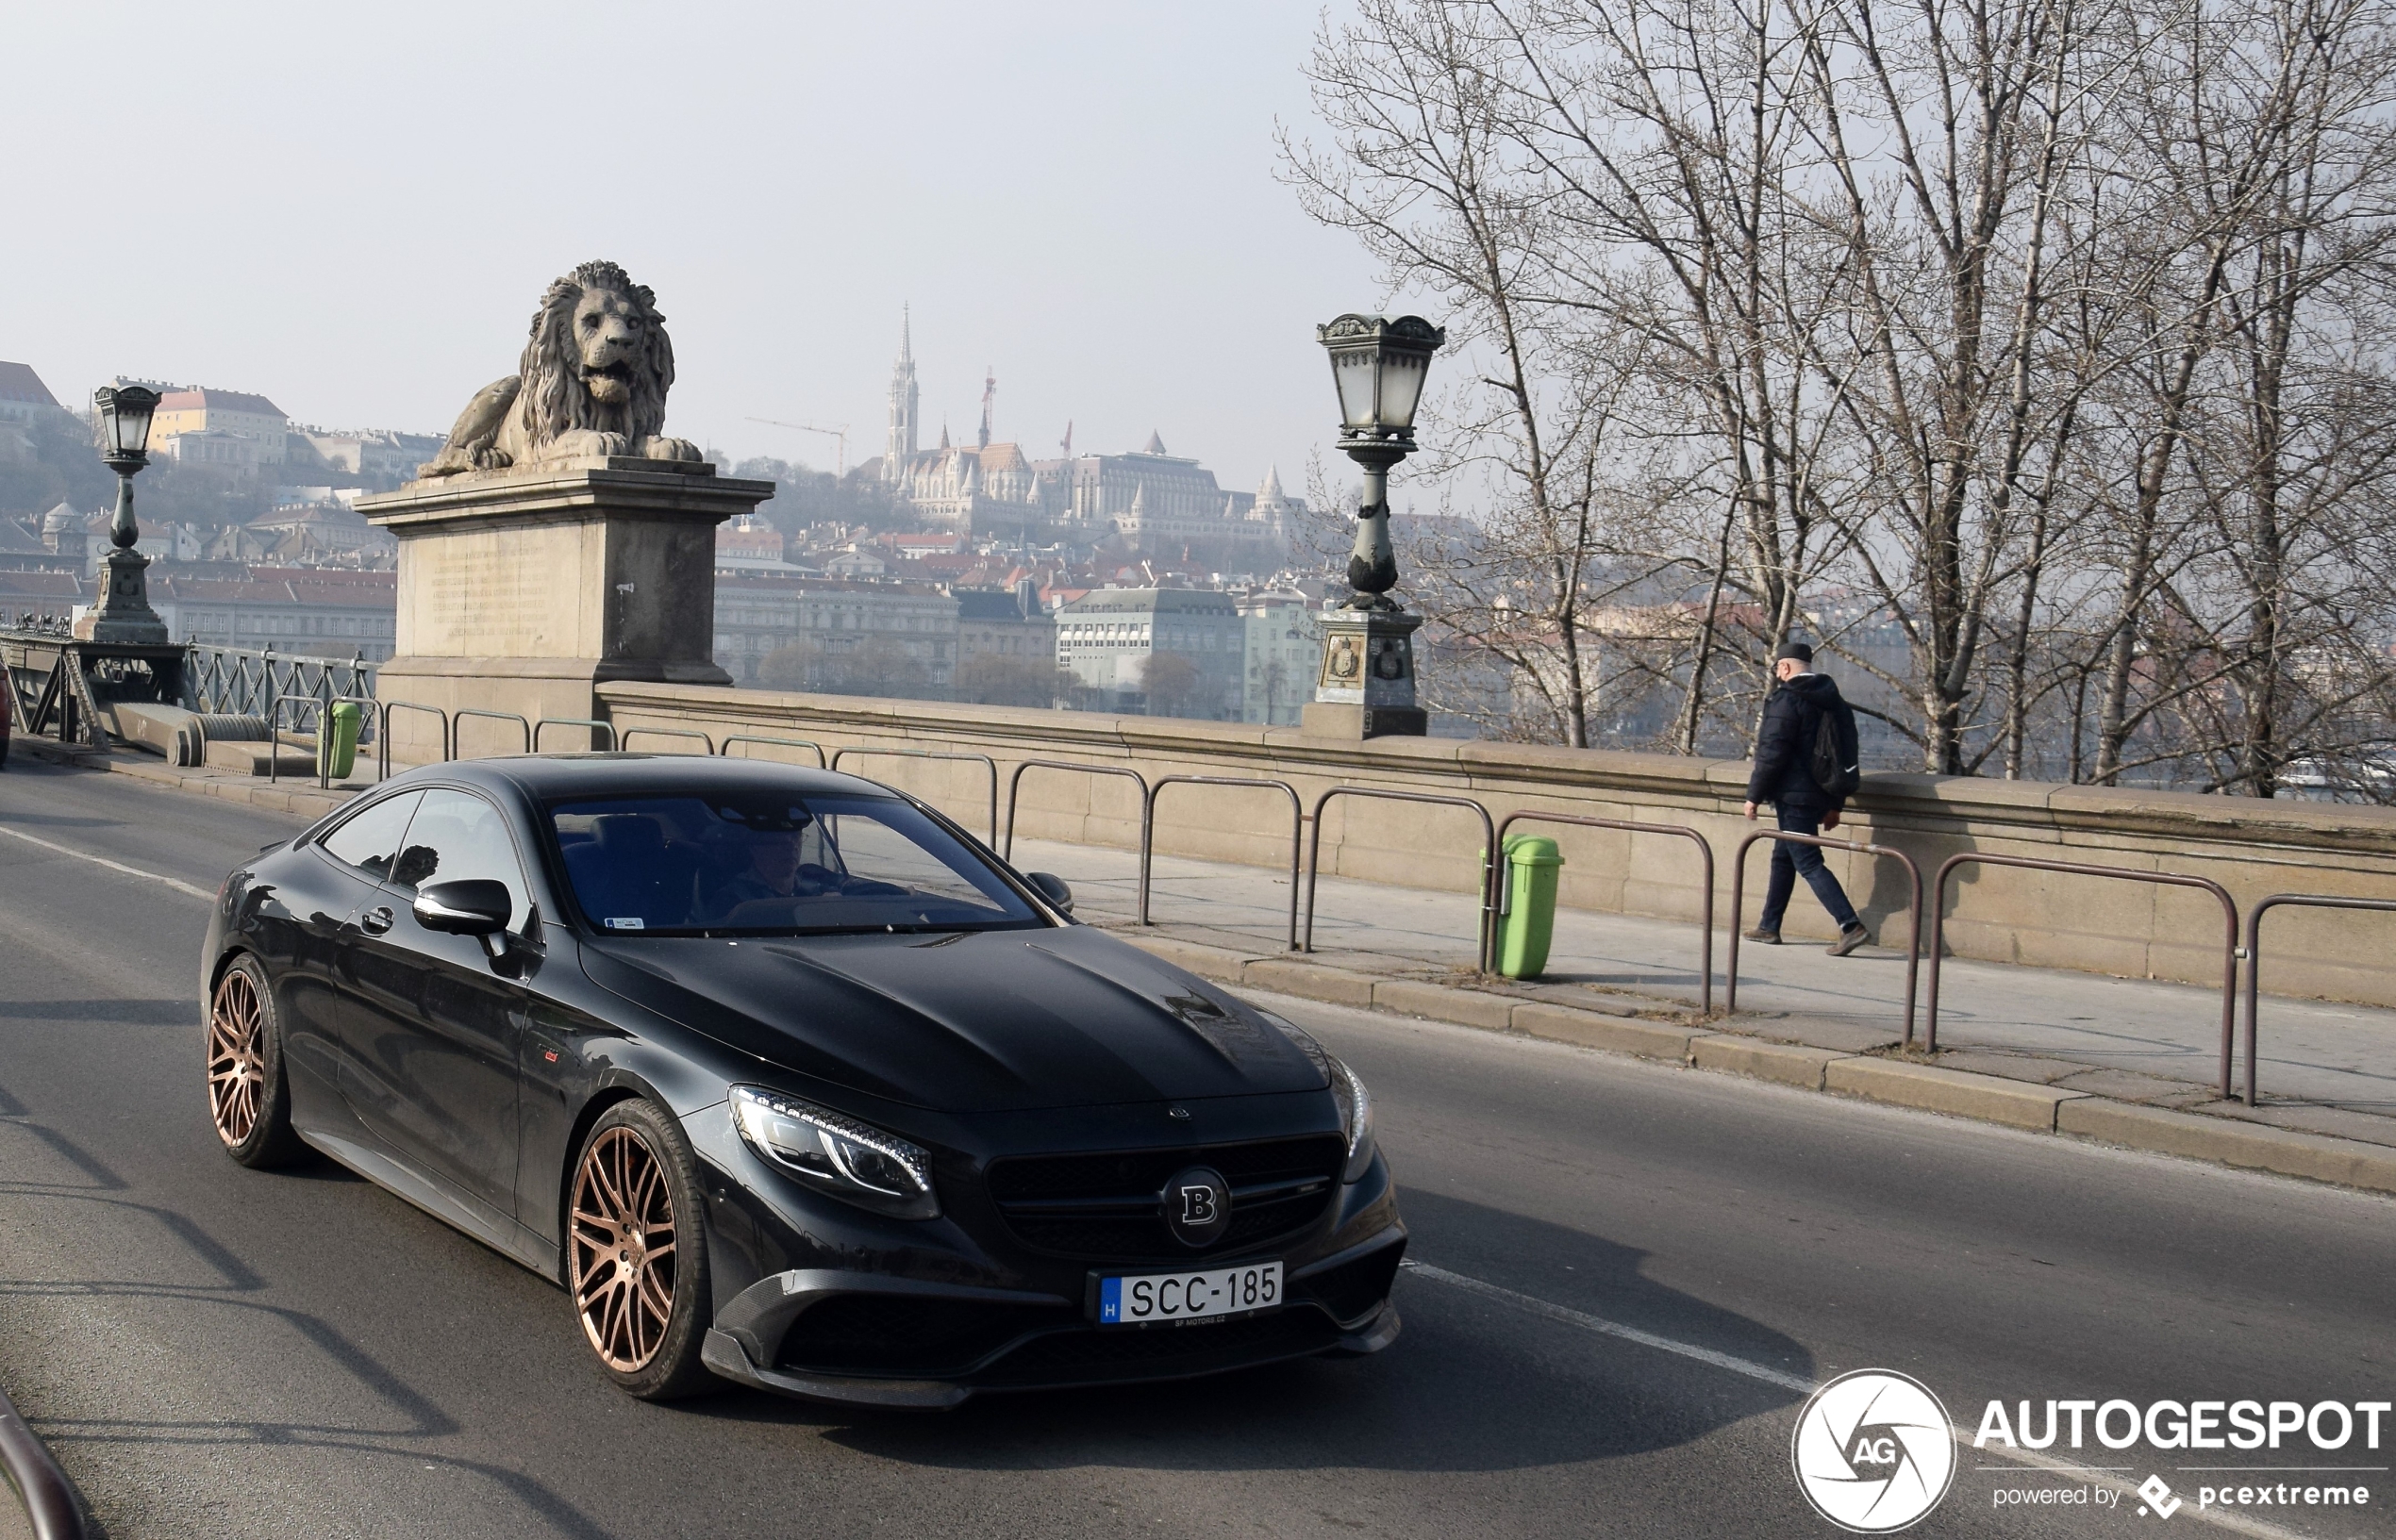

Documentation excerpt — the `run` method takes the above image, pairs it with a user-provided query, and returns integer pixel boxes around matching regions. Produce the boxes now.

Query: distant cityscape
[0,327,1339,725]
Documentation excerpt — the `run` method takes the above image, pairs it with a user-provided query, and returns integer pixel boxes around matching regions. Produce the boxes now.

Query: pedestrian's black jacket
[1746,672,1847,809]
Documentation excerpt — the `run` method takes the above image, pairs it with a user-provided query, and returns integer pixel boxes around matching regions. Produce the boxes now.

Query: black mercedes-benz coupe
[200,754,1404,1405]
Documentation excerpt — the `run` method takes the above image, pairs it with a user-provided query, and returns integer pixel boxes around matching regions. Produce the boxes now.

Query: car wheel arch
[551,1074,688,1276]
[207,944,258,998]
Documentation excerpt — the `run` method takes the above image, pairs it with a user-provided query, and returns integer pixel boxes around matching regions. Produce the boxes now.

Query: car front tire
[207,954,308,1168]
[567,1098,717,1400]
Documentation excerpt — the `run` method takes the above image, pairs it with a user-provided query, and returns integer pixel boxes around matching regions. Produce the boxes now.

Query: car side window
[318,791,424,883]
[391,788,532,930]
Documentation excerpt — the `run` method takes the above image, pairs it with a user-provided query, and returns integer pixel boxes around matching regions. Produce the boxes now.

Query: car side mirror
[414,879,512,936]
[1026,871,1073,915]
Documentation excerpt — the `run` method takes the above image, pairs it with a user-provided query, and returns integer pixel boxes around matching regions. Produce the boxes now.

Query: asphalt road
[1,759,2391,1539]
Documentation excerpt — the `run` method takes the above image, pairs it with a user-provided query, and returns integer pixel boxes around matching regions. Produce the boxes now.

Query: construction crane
[745,418,849,477]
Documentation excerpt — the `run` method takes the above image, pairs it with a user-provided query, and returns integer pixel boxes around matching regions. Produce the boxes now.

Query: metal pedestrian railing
[1496,811,1718,1015]
[2238,894,2396,1106]
[1142,775,1303,951]
[720,734,827,768]
[452,708,532,757]
[1305,787,1497,972]
[1925,853,2240,1092]
[1727,829,1924,1045]
[378,702,449,775]
[533,717,618,753]
[620,726,714,754]
[829,747,999,845]
[1003,759,1149,862]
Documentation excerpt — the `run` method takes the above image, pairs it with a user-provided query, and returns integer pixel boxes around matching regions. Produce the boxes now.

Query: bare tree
[1287,0,2396,793]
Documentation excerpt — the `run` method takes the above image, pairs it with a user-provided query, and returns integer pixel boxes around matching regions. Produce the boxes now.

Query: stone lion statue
[418,259,703,477]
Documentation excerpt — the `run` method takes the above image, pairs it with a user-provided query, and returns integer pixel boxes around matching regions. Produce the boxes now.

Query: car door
[339,787,535,1220]
[274,789,423,1133]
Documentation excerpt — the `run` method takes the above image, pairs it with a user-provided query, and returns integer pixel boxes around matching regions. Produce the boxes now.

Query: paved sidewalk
[1007,833,2396,1137]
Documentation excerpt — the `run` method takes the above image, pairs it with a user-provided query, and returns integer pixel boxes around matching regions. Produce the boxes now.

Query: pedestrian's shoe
[1826,923,1870,957]
[1743,926,1781,944]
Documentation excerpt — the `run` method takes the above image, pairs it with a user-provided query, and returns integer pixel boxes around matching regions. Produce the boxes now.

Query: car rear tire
[567,1099,717,1400]
[207,954,308,1168]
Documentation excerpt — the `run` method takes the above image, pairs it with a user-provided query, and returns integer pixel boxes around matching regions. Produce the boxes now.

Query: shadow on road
[0,1084,615,1540]
[691,1189,1809,1476]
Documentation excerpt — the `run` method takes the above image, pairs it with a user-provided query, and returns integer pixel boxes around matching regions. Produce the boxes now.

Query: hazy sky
[5,3,1386,495]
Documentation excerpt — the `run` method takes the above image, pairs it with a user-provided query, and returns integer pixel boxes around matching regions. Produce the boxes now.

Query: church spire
[883,306,920,478]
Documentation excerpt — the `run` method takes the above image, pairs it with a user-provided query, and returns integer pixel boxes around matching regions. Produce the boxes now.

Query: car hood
[576,924,1327,1113]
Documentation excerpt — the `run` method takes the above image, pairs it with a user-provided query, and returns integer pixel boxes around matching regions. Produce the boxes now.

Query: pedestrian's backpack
[1808,691,1862,798]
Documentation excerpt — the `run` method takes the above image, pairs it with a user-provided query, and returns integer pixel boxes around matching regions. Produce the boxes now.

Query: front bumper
[699,1222,1407,1409]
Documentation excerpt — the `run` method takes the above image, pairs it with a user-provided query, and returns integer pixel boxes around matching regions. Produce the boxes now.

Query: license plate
[1096,1261,1283,1328]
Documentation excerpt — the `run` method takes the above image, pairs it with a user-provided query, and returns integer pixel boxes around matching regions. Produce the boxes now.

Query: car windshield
[548,791,1042,936]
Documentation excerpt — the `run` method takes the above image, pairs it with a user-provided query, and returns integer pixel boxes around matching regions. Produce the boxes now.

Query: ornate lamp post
[76,385,170,643]
[1303,313,1445,739]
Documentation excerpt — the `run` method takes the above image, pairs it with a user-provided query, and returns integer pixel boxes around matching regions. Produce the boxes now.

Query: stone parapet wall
[595,681,2396,1008]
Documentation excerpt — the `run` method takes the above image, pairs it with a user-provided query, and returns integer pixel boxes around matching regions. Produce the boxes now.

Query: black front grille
[776,1294,1077,1377]
[987,1135,1346,1262]
[973,1306,1342,1386]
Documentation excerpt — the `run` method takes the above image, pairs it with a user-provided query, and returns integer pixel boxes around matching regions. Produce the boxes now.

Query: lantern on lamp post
[75,385,171,643]
[1317,313,1443,608]
[1302,314,1444,739]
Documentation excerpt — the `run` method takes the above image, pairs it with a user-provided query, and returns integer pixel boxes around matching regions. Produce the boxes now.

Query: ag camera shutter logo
[1791,1369,1958,1532]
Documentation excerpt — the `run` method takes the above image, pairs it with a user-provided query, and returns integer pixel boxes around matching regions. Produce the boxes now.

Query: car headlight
[1328,1056,1376,1184]
[730,1085,940,1220]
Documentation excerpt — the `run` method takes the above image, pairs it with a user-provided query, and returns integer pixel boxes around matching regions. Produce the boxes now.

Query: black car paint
[204,754,1405,1403]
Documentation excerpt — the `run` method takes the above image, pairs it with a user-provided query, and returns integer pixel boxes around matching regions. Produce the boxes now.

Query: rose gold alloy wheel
[571,1126,680,1372]
[207,969,266,1148]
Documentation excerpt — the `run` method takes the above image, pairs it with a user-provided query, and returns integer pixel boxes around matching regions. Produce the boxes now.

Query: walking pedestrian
[1741,640,1871,955]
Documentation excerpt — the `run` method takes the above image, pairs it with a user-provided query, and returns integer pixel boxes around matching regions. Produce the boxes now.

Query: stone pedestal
[1302,606,1427,739]
[358,458,774,761]
[75,547,170,644]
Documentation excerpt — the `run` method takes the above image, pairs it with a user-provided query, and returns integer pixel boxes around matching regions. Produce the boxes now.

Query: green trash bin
[1492,834,1564,979]
[318,701,363,782]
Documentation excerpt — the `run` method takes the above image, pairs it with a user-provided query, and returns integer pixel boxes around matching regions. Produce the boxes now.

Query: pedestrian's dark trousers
[1758,804,1860,933]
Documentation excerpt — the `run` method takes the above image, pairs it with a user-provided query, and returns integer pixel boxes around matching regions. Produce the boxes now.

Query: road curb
[1111,931,2396,1200]
[2058,1098,2396,1189]
[0,1380,87,1540]
[1825,1056,2090,1132]
[1513,1003,1699,1061]
[1691,1035,1839,1090]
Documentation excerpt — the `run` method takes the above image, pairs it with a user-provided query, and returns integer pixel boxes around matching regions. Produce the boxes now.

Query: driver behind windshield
[707,825,824,918]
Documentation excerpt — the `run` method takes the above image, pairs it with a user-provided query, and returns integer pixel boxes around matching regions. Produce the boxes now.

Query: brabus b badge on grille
[1162,1165,1231,1248]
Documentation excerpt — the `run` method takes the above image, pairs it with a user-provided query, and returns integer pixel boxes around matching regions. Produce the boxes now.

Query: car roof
[395,753,896,804]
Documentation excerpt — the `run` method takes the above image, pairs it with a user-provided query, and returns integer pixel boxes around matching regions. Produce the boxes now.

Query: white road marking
[1405,1259,1814,1392]
[0,822,215,901]
[1404,1259,2313,1538]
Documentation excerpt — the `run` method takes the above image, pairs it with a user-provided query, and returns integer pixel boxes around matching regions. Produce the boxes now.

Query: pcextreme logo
[1791,1369,1959,1532]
